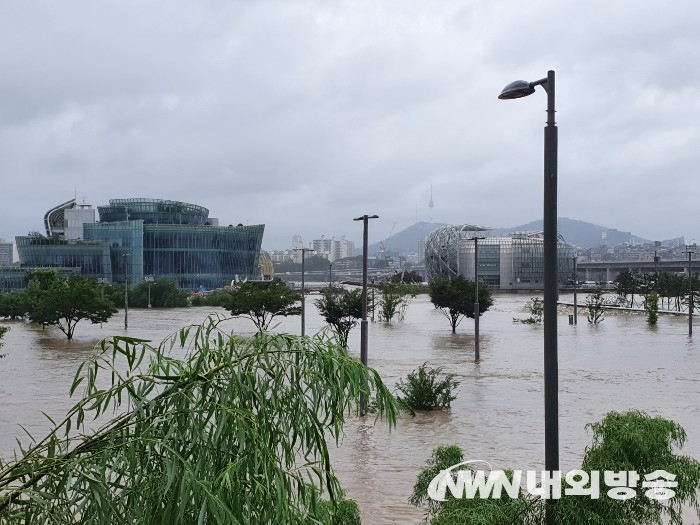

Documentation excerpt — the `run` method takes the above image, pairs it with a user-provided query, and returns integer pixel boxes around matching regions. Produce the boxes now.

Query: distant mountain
[369,222,448,255]
[369,218,663,255]
[490,218,651,248]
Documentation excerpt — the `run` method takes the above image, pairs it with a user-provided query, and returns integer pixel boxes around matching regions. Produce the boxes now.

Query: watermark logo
[428,460,677,501]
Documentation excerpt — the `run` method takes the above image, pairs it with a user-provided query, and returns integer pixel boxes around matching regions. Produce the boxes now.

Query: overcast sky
[2,1,699,251]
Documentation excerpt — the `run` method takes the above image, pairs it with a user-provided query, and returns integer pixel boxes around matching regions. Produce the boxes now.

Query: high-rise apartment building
[0,240,12,266]
[310,236,355,262]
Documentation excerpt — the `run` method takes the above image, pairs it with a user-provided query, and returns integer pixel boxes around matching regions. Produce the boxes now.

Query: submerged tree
[0,291,28,320]
[216,279,301,332]
[25,270,117,340]
[0,325,7,359]
[377,283,419,323]
[0,317,398,523]
[513,297,544,324]
[646,291,660,324]
[428,276,493,333]
[129,276,189,308]
[315,288,363,349]
[586,290,605,324]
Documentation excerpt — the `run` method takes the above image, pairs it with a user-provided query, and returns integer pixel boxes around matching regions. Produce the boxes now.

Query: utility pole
[687,244,695,336]
[145,275,154,309]
[122,253,130,330]
[572,256,577,325]
[354,213,379,416]
[470,236,485,361]
[293,247,312,337]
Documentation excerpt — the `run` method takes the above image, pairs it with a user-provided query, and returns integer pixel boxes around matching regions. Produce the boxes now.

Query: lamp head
[498,80,536,99]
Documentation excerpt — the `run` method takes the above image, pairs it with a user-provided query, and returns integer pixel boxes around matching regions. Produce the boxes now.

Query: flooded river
[1,293,698,523]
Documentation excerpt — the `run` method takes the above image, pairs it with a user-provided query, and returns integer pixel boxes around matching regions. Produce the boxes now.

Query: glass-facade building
[16,198,264,290]
[425,225,575,290]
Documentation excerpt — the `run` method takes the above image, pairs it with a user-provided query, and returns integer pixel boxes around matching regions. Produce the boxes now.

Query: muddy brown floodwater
[1,293,698,523]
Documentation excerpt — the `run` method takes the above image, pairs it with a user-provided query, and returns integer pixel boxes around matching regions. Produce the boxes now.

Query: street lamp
[371,277,376,323]
[572,256,578,325]
[122,253,131,329]
[500,70,558,524]
[469,236,485,361]
[329,262,333,288]
[97,277,108,300]
[354,213,379,416]
[293,247,313,337]
[686,243,696,336]
[144,275,154,309]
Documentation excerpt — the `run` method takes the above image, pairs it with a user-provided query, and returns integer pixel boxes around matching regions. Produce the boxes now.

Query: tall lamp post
[686,243,695,336]
[122,253,130,329]
[329,262,333,288]
[371,277,376,323]
[354,213,379,416]
[97,277,107,300]
[500,70,558,524]
[145,275,154,309]
[572,256,578,325]
[293,247,313,337]
[470,236,485,361]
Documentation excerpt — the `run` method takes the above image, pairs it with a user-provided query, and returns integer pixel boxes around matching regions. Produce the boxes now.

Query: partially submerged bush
[513,297,543,324]
[586,290,605,324]
[316,498,362,525]
[646,291,659,324]
[395,363,459,410]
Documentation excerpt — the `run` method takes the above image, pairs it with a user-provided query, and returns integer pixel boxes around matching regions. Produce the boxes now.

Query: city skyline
[2,2,699,250]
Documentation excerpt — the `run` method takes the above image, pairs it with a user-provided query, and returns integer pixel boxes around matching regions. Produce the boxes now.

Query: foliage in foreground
[411,410,700,524]
[0,317,398,524]
[428,276,493,333]
[395,363,459,411]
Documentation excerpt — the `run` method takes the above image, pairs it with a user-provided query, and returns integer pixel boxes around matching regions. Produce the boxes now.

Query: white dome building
[424,225,575,290]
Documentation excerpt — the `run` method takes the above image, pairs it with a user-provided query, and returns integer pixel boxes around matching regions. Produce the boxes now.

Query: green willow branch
[0,316,398,524]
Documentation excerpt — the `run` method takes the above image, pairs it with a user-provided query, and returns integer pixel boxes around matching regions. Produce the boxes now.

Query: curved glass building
[17,198,264,290]
[425,224,575,290]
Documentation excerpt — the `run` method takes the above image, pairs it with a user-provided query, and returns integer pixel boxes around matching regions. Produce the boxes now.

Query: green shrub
[395,363,458,410]
[315,498,362,524]
[646,291,659,324]
[0,325,7,359]
[513,297,543,324]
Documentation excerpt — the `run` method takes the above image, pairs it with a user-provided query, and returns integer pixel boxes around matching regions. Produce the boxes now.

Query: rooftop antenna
[429,185,434,221]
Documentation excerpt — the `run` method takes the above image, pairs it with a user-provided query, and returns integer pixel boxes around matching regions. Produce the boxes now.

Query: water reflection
[1,294,698,523]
